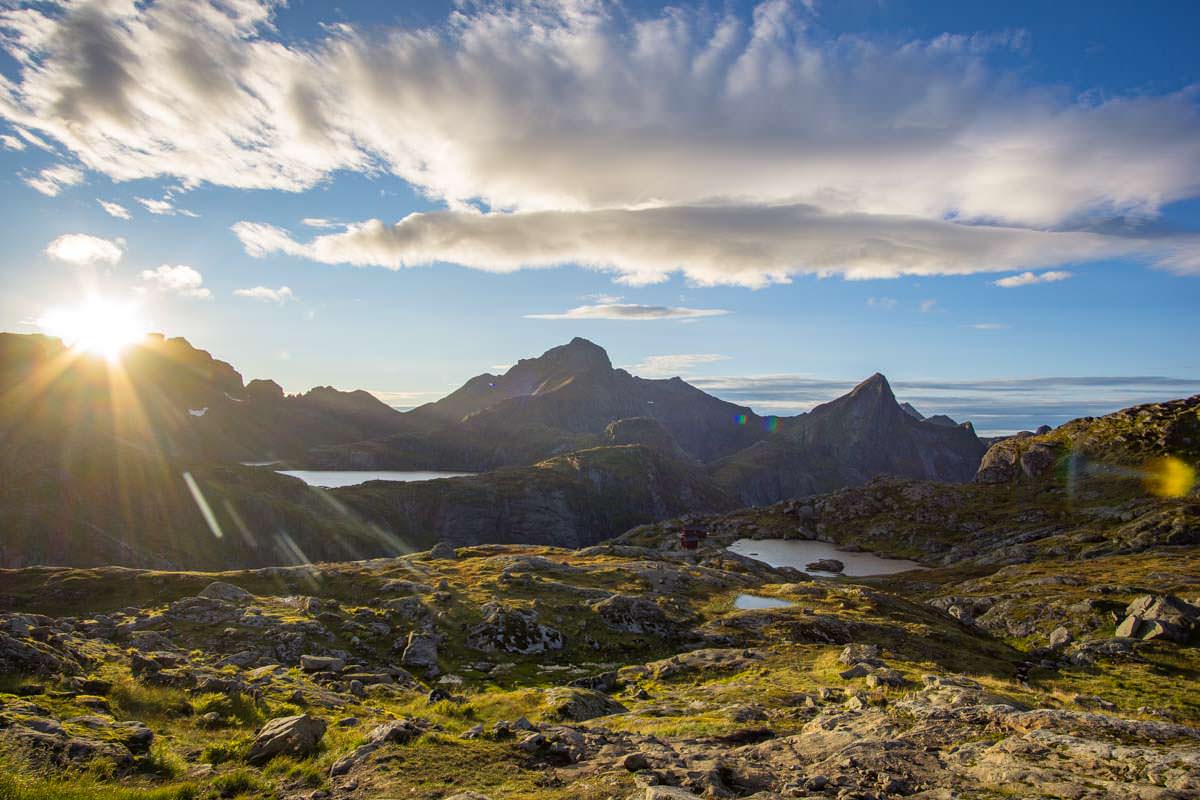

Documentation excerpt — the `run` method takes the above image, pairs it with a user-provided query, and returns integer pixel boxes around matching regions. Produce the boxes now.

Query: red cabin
[679,527,708,550]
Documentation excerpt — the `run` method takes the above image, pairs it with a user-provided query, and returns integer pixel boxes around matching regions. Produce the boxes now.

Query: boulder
[300,655,345,673]
[197,582,254,603]
[1048,626,1073,649]
[1121,594,1198,643]
[466,604,564,654]
[428,541,458,560]
[246,714,326,765]
[591,594,672,636]
[543,687,628,721]
[400,632,439,673]
[806,558,844,573]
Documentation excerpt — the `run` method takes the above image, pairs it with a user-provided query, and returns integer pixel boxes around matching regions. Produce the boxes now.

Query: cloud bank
[4,0,1200,284]
[525,302,730,320]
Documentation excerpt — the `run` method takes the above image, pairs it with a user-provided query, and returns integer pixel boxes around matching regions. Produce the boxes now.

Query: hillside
[333,442,734,551]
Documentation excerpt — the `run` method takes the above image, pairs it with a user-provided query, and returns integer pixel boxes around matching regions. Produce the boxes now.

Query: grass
[0,762,198,800]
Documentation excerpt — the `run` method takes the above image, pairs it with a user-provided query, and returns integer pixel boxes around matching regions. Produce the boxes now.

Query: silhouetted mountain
[712,373,986,504]
[330,337,770,469]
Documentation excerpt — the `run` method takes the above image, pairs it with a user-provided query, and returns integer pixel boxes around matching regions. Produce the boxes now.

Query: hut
[679,527,708,550]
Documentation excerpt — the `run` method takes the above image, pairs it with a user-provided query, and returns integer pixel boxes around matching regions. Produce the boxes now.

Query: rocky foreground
[1,536,1198,800]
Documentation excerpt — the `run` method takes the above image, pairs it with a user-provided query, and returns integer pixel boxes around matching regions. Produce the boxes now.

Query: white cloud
[232,207,1185,288]
[139,265,210,298]
[631,353,732,376]
[969,323,1009,330]
[992,270,1074,288]
[919,299,938,312]
[23,164,83,196]
[233,285,295,303]
[301,218,339,229]
[525,303,730,320]
[1,134,25,150]
[867,296,897,310]
[4,1,1200,284]
[44,233,123,266]
[136,197,198,217]
[97,199,131,220]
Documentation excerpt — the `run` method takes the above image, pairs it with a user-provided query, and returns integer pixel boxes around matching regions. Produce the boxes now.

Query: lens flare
[763,416,779,432]
[1142,457,1197,498]
[734,414,748,426]
[37,297,148,361]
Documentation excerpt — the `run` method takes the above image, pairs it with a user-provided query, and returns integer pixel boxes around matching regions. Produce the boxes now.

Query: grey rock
[197,582,254,603]
[247,714,327,765]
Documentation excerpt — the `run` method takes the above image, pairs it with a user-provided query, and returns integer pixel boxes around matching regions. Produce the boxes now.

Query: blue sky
[1,0,1198,434]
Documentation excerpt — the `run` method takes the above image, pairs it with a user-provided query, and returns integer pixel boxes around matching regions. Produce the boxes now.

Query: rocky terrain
[0,392,1196,798]
[1,530,1196,800]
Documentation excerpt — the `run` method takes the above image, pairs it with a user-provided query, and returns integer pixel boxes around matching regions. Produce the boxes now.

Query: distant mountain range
[1,331,989,567]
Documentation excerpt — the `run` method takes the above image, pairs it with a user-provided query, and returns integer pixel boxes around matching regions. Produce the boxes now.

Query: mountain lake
[728,538,924,576]
[278,470,476,488]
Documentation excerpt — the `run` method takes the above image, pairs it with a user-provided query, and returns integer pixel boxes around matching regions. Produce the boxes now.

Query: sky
[1,0,1199,434]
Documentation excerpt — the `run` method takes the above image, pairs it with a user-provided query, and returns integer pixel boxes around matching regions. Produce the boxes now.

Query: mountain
[321,337,771,470]
[333,441,734,550]
[711,373,986,505]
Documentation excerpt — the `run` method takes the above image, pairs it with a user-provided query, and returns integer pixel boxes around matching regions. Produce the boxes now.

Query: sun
[37,297,148,362]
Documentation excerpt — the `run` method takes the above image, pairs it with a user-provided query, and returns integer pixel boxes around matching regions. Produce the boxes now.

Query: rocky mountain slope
[0,538,1195,799]
[711,373,986,505]
[332,441,735,550]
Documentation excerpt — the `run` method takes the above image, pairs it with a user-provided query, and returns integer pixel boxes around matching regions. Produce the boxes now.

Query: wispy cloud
[969,322,1010,330]
[1,1,1198,286]
[233,285,295,303]
[136,196,198,217]
[1,134,25,151]
[867,296,897,310]
[139,265,210,299]
[44,233,123,266]
[920,299,939,313]
[23,164,82,197]
[524,303,730,320]
[993,270,1073,288]
[301,218,339,229]
[97,200,131,220]
[631,354,732,377]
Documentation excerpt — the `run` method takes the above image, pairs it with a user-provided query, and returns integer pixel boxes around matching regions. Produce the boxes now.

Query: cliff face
[332,443,736,550]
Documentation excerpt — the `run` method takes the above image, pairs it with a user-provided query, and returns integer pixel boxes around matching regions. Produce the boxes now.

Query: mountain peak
[540,337,612,373]
[848,372,895,401]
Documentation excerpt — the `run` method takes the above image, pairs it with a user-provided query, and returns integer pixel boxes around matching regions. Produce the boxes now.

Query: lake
[728,538,923,577]
[734,594,796,610]
[278,470,476,488]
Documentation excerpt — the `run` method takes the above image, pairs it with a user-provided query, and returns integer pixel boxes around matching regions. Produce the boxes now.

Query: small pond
[728,538,923,577]
[733,594,797,610]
